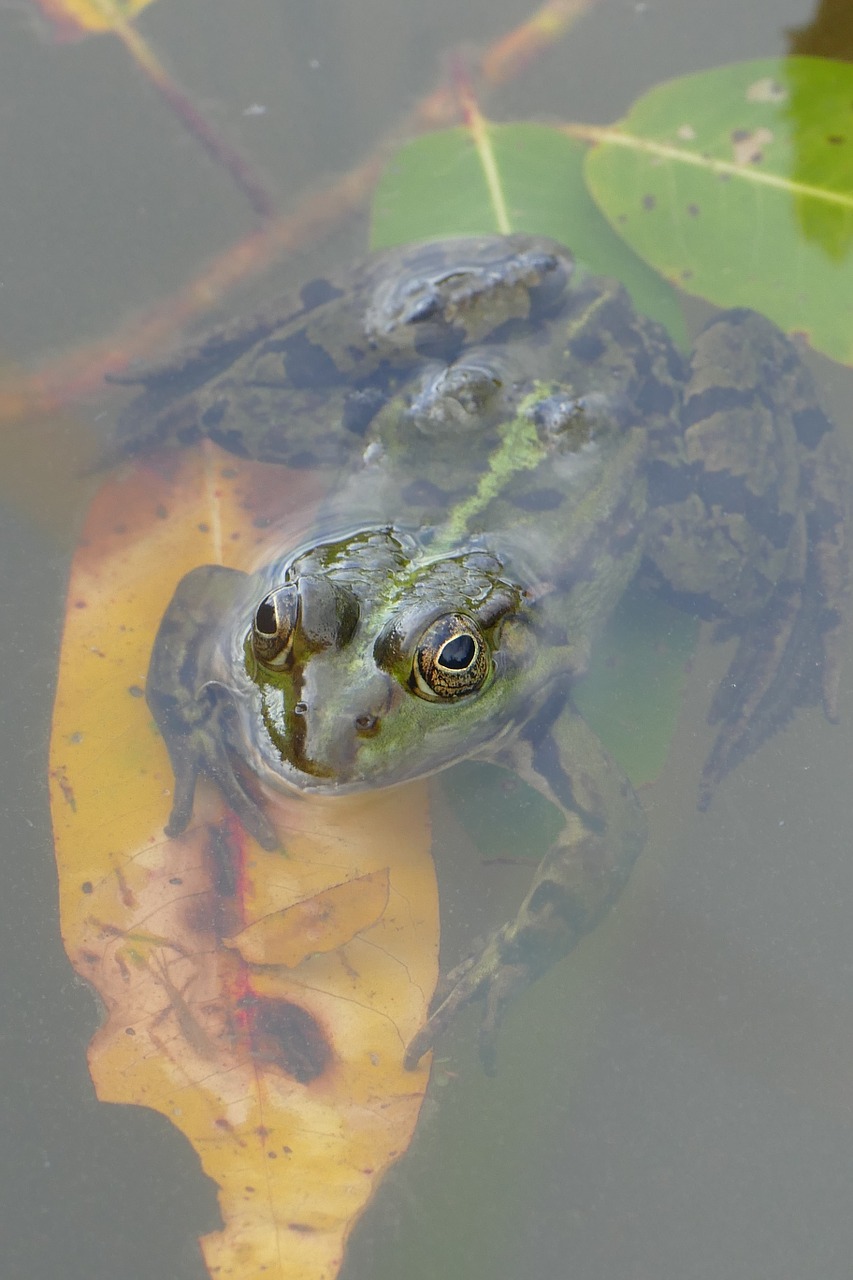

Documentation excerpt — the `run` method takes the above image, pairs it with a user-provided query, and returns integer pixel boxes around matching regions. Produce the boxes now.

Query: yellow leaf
[225,868,392,968]
[49,444,440,1280]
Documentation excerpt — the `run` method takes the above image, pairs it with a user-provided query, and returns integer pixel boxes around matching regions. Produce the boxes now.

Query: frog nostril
[354,713,379,736]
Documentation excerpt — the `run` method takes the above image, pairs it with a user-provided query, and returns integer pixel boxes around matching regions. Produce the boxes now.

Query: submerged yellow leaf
[225,868,392,968]
[49,444,439,1280]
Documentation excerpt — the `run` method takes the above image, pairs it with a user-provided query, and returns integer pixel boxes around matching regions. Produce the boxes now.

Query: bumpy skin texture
[127,235,849,1070]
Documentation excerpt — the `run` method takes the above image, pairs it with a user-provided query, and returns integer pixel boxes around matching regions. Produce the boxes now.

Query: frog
[118,234,849,1072]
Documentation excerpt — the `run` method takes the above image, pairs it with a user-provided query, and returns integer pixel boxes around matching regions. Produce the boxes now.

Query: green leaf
[444,587,697,860]
[572,584,697,787]
[442,762,563,864]
[371,121,685,338]
[583,57,853,365]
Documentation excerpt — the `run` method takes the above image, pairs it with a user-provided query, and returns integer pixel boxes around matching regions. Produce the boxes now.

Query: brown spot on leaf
[745,77,786,104]
[642,193,656,210]
[52,766,77,812]
[730,126,773,166]
[246,996,331,1083]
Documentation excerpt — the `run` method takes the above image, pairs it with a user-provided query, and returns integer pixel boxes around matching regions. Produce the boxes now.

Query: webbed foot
[162,717,278,851]
[404,926,533,1074]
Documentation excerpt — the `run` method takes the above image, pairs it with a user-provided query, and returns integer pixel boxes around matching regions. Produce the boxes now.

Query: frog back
[113,235,573,468]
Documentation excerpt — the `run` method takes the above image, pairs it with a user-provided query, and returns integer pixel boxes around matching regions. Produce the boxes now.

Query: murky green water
[2,1,853,1278]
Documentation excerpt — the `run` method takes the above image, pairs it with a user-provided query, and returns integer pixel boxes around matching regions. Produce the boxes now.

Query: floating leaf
[372,120,686,338]
[49,446,439,1280]
[572,584,697,787]
[443,586,696,858]
[582,57,853,363]
[442,762,563,864]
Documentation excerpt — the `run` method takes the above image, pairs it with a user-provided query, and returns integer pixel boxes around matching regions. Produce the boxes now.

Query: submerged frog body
[124,235,848,1070]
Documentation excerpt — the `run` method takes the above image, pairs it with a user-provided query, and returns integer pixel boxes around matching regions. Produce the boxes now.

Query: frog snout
[348,678,394,740]
[354,711,380,736]
[297,674,396,778]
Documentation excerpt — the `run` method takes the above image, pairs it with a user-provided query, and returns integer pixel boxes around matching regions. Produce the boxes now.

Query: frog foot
[163,726,278,851]
[699,506,847,809]
[404,927,534,1074]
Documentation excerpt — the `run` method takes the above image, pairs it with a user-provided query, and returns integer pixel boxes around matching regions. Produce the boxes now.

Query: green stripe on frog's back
[432,399,546,552]
[429,271,670,553]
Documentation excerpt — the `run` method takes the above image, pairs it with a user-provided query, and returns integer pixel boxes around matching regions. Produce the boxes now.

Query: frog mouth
[248,711,518,798]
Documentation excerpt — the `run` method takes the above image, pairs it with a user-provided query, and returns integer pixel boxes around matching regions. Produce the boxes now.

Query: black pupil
[256,599,277,635]
[440,634,476,669]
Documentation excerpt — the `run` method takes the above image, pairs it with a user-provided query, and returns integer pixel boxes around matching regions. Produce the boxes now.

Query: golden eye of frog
[127,235,849,1072]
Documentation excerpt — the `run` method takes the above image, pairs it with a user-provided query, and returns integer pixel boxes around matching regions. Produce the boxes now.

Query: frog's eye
[251,585,298,668]
[411,614,490,701]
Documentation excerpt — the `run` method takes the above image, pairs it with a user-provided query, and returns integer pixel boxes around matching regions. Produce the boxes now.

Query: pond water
[2,1,853,1278]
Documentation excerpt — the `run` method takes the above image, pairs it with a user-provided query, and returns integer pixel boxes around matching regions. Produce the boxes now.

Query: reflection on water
[3,1,853,1278]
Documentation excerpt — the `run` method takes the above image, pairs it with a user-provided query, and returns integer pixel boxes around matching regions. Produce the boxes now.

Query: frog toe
[701,544,845,806]
[404,931,530,1071]
[163,757,200,839]
[203,745,278,849]
[161,733,277,849]
[477,961,533,1074]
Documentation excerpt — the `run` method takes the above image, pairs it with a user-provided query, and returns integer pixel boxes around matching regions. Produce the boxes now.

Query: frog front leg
[404,687,646,1072]
[146,564,278,850]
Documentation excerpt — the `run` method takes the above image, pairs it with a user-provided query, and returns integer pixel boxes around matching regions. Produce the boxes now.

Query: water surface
[2,2,852,1278]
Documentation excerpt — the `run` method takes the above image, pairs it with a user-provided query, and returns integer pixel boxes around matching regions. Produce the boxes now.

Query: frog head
[238,527,536,792]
